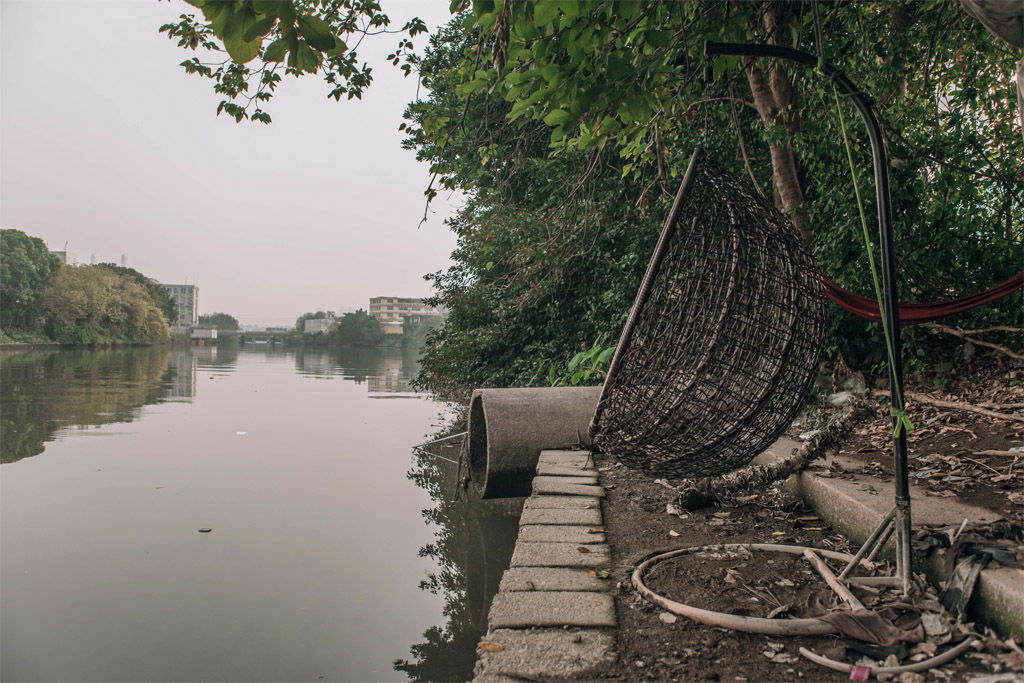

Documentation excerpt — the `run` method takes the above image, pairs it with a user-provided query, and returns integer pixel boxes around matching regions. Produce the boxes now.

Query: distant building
[368,297,440,328]
[162,284,199,334]
[190,328,218,345]
[304,318,337,334]
[49,250,68,264]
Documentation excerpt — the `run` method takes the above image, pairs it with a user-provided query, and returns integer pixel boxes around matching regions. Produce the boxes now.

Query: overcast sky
[1,0,460,326]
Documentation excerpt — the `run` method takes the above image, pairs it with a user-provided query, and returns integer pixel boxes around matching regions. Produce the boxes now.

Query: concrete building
[162,284,199,334]
[368,297,440,325]
[304,318,337,334]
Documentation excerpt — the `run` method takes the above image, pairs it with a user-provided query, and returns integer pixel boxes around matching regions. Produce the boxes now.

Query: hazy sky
[1,0,460,326]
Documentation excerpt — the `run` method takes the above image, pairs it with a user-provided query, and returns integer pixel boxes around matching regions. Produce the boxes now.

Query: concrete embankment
[756,437,1023,639]
[473,450,618,681]
[474,437,1022,680]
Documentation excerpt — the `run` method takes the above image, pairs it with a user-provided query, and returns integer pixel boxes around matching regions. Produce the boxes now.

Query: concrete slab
[539,450,594,465]
[536,463,598,478]
[533,478,606,497]
[755,446,1023,638]
[510,541,611,568]
[516,525,606,544]
[474,628,616,679]
[523,495,601,510]
[500,567,609,592]
[488,591,616,628]
[519,507,603,526]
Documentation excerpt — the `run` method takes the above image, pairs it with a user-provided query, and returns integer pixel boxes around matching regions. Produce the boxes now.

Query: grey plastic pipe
[467,387,602,498]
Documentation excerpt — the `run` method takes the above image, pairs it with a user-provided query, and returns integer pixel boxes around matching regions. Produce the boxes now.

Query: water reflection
[1,347,173,463]
[1,343,522,681]
[396,441,523,681]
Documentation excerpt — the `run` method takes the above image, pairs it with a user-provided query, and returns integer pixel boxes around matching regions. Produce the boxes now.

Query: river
[0,342,520,682]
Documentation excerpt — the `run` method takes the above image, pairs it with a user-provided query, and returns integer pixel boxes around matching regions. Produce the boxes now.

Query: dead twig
[875,390,1024,423]
[925,323,1024,361]
[974,449,1023,457]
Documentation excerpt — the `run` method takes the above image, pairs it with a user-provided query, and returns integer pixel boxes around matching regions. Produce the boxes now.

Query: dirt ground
[589,347,1023,682]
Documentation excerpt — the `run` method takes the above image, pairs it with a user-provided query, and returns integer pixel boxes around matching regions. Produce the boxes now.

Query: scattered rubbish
[799,430,822,441]
[589,570,611,579]
[236,431,246,435]
[198,528,212,533]
[669,530,681,537]
[576,546,591,553]
[587,527,604,534]
[478,642,504,653]
[828,391,854,406]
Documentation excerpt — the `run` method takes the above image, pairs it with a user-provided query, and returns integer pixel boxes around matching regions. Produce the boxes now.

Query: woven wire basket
[590,147,827,478]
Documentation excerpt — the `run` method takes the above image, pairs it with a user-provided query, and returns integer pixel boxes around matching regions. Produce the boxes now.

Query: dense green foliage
[0,230,62,330]
[198,312,240,329]
[166,1,1022,398]
[97,263,179,324]
[294,309,386,346]
[38,266,171,344]
[331,309,384,346]
[1,230,173,345]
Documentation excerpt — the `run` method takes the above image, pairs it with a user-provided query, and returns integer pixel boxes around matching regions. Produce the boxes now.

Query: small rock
[659,612,678,624]
[839,372,868,394]
[898,673,925,683]
[634,660,645,668]
[962,341,975,360]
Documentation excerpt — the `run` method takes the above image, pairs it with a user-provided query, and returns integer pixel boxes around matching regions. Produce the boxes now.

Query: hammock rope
[822,271,1024,325]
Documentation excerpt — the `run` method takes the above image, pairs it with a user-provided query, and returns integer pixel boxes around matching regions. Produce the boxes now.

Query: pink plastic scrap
[849,665,871,681]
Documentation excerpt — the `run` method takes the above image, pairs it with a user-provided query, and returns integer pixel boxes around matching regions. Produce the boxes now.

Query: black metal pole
[705,41,911,592]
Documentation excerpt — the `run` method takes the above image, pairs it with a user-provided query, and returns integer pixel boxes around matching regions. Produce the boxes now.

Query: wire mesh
[591,148,827,478]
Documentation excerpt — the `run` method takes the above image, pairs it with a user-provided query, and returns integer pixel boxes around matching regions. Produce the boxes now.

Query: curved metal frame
[704,41,911,592]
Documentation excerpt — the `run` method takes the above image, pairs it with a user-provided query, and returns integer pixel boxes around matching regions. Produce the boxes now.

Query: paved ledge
[519,506,603,526]
[488,591,616,628]
[533,478,606,497]
[475,449,617,682]
[757,437,1023,639]
[516,524,606,544]
[499,567,608,592]
[523,495,601,510]
[475,629,616,680]
[510,541,612,568]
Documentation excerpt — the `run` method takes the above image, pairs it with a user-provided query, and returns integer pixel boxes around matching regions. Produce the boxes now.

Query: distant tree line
[198,312,240,330]
[0,229,173,344]
[292,309,443,351]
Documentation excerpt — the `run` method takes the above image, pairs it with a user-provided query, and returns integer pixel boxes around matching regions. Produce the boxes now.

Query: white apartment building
[162,283,199,334]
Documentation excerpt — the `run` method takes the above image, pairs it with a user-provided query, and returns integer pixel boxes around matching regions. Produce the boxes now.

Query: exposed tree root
[675,397,866,510]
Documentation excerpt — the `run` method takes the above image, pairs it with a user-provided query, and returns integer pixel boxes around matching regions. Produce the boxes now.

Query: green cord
[832,86,914,439]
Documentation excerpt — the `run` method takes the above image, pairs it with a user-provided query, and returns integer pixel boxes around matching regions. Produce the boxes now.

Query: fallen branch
[974,449,1023,457]
[925,323,1023,361]
[876,390,1024,423]
[675,397,866,510]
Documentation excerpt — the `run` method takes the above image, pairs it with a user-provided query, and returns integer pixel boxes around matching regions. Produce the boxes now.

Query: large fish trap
[590,147,828,478]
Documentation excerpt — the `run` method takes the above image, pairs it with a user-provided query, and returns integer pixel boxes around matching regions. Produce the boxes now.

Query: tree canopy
[199,312,241,329]
[0,229,62,330]
[167,1,1022,395]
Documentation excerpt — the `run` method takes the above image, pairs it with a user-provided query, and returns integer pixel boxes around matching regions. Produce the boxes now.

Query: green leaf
[263,37,289,62]
[296,14,336,51]
[223,9,263,64]
[288,39,321,73]
[542,109,572,126]
[243,15,277,42]
[533,1,560,26]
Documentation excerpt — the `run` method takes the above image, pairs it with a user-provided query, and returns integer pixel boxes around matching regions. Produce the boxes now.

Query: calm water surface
[1,343,520,682]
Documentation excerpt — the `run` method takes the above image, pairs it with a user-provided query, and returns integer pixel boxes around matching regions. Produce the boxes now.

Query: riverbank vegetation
[291,309,443,351]
[1,229,173,345]
[162,1,1021,401]
[199,312,240,330]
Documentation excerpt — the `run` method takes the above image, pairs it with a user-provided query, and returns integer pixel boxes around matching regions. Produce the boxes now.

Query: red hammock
[821,271,1024,325]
